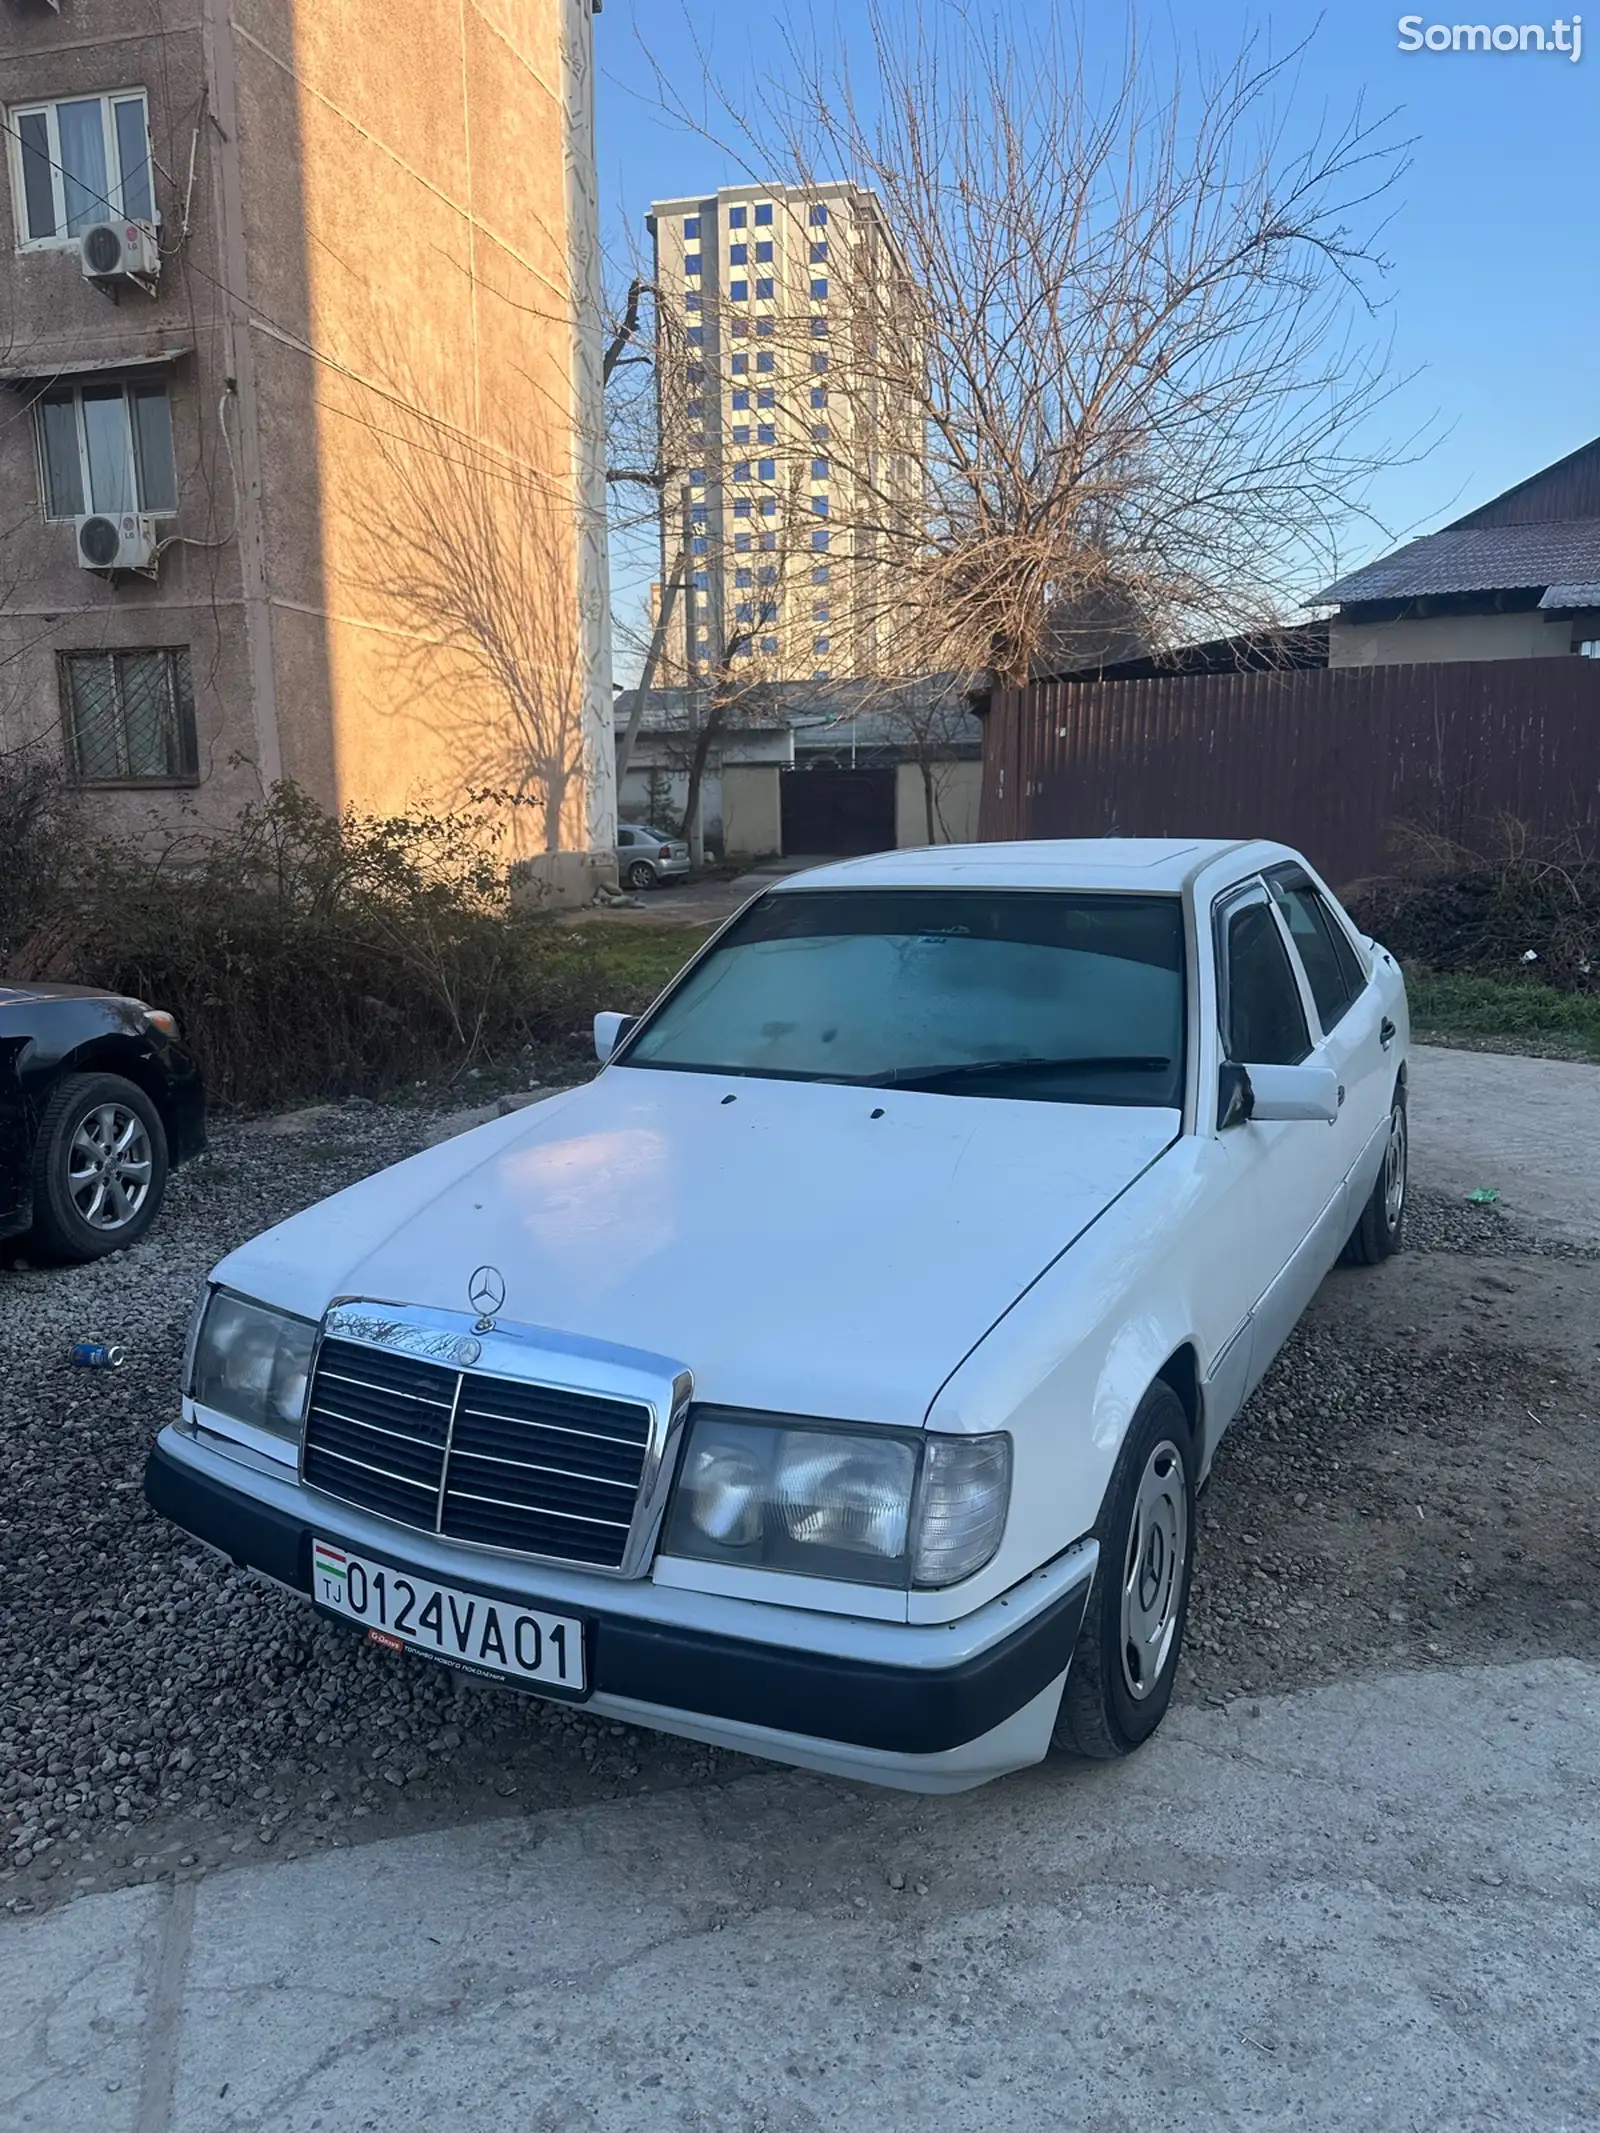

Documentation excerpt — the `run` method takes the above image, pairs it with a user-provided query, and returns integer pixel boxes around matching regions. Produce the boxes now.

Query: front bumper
[145,1427,1095,1791]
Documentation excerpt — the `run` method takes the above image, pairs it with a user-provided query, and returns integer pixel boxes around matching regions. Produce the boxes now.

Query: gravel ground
[3,1107,1597,1917]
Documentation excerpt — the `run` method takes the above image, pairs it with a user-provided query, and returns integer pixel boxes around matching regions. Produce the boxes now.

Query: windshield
[620,888,1187,1107]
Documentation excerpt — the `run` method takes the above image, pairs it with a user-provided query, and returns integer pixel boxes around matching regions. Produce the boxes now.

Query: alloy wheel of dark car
[28,1071,170,1262]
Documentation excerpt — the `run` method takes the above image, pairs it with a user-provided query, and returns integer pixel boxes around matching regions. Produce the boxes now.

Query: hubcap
[1384,1104,1407,1229]
[67,1103,153,1231]
[1120,1440,1189,1701]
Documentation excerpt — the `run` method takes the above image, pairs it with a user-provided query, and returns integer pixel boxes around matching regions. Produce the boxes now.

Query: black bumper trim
[144,1440,1088,1757]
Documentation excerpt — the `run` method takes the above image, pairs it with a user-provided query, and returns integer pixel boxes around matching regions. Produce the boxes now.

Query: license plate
[311,1540,586,1694]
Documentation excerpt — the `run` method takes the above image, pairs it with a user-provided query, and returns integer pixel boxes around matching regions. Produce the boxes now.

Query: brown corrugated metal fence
[980,660,1600,887]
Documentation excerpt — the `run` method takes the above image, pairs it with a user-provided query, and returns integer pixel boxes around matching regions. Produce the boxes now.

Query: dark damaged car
[1,983,206,1262]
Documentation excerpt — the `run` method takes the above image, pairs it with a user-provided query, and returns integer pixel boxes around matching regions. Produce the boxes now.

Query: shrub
[1,772,662,1109]
[1347,858,1600,993]
[0,753,85,971]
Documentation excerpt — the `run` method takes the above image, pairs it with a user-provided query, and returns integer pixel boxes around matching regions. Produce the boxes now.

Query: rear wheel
[1341,1082,1407,1265]
[27,1071,169,1263]
[626,859,657,891]
[1052,1381,1195,1760]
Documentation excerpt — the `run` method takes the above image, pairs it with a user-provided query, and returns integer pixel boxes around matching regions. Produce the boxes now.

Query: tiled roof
[1315,518,1600,605]
[1539,582,1600,610]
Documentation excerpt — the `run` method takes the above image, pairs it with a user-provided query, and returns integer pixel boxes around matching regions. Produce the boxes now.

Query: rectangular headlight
[662,1412,1010,1590]
[188,1289,316,1443]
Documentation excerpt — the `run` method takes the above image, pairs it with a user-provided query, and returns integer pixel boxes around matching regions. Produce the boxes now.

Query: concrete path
[6,1657,1599,2133]
[1409,1043,1600,1246]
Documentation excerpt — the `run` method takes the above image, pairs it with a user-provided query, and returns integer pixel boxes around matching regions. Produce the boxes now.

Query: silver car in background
[616,824,691,890]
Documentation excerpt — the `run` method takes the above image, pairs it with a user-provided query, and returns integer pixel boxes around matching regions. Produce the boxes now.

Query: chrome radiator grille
[301,1336,652,1569]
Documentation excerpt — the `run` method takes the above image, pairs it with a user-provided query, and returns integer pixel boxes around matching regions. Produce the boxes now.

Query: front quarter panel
[912,1135,1239,1624]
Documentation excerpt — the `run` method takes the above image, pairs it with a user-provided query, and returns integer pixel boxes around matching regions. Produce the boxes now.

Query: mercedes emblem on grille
[468,1263,506,1331]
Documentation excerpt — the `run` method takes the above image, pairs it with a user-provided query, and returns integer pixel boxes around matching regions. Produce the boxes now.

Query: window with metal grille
[60,646,197,784]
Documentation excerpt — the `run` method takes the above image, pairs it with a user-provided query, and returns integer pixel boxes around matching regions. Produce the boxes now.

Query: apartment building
[646,181,922,692]
[0,0,615,875]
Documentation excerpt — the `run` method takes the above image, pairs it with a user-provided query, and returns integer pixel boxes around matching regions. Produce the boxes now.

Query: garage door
[780,767,897,857]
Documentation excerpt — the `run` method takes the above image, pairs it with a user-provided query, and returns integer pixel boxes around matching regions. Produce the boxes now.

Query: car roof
[771,838,1288,896]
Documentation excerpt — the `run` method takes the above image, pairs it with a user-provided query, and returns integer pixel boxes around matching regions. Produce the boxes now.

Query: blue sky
[594,1,1597,646]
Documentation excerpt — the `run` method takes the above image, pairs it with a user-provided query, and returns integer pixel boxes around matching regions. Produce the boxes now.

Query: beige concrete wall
[723,763,782,857]
[895,758,981,847]
[228,0,590,853]
[1328,611,1576,666]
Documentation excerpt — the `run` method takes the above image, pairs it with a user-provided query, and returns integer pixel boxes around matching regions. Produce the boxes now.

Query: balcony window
[757,388,776,408]
[37,379,176,518]
[809,203,829,225]
[755,241,773,263]
[755,203,773,225]
[731,354,747,373]
[757,458,775,479]
[755,278,774,300]
[11,91,155,246]
[683,216,700,236]
[757,424,776,446]
[729,279,748,301]
[810,278,829,299]
[810,242,828,263]
[729,243,748,265]
[731,390,750,410]
[757,352,775,373]
[728,206,747,229]
[757,566,778,586]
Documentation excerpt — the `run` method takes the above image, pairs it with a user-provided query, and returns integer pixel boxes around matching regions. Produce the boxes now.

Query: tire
[1052,1381,1195,1760]
[27,1072,169,1264]
[1341,1080,1407,1266]
[626,860,657,891]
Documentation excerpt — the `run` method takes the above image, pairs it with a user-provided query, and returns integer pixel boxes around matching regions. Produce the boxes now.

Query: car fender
[911,1139,1231,1625]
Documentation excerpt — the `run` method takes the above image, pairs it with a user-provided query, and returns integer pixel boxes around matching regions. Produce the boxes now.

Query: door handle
[1337,1084,1346,1108]
[1379,1017,1396,1050]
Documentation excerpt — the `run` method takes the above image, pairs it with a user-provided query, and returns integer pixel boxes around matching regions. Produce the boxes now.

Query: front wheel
[28,1071,169,1262]
[1341,1083,1407,1265]
[1052,1381,1195,1760]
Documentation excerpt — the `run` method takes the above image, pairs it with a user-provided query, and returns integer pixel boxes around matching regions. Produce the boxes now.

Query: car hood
[211,1070,1178,1424]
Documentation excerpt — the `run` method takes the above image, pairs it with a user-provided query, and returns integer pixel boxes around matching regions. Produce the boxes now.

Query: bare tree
[358,409,589,854]
[644,6,1427,693]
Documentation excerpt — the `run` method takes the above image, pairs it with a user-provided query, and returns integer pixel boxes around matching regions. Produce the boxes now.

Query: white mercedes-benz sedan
[146,839,1409,1792]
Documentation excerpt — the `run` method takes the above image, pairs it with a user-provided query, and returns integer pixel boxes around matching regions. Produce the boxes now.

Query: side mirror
[1243,1062,1340,1125]
[1217,1060,1254,1130]
[593,1011,636,1064]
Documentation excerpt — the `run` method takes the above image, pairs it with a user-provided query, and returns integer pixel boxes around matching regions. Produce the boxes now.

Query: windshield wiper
[870,1054,1173,1090]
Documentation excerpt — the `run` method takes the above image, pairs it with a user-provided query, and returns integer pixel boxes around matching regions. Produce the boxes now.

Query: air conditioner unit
[79,220,160,294]
[76,511,160,574]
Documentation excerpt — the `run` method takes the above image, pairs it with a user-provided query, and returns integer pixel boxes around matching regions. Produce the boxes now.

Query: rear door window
[1267,875,1364,1033]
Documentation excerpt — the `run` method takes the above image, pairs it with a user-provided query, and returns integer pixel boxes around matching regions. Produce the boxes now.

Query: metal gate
[780,766,897,857]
